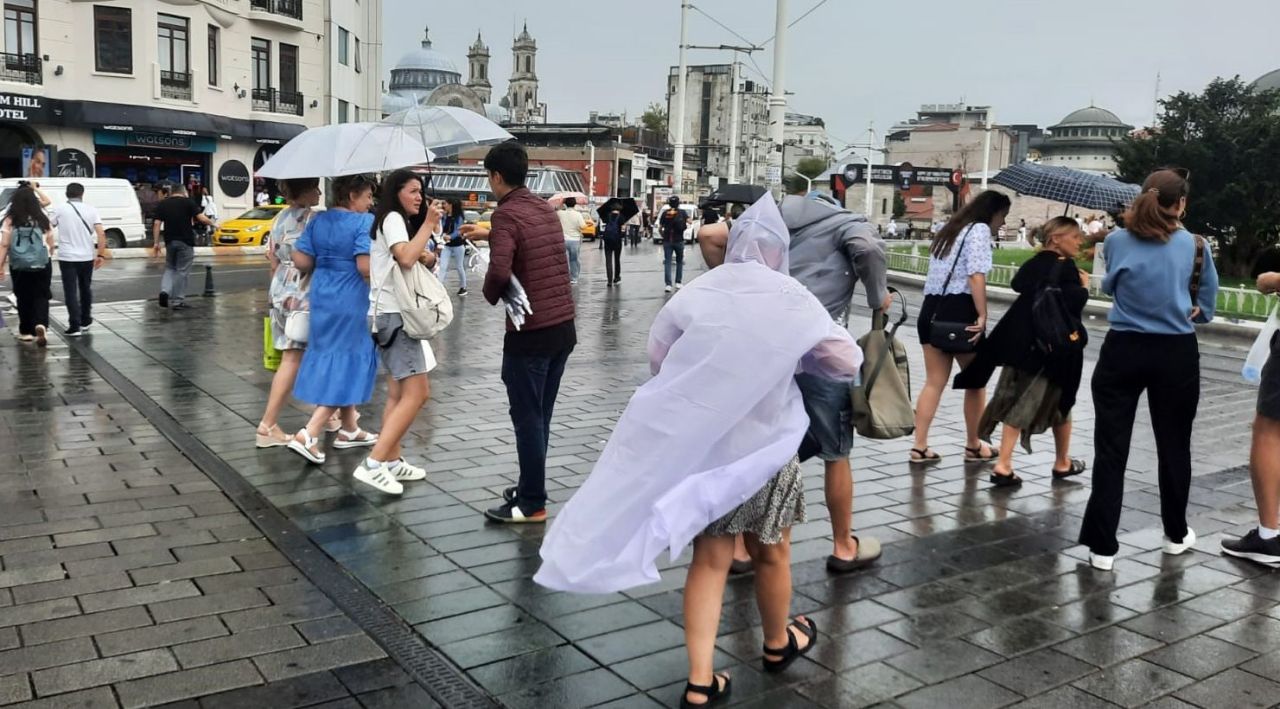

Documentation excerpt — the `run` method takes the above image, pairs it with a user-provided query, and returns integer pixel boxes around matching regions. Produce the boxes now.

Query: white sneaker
[664,285,672,293]
[1089,552,1114,571]
[353,461,404,495]
[389,459,426,481]
[675,283,683,290]
[1162,527,1197,555]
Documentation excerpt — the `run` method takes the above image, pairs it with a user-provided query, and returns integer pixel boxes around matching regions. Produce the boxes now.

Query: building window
[4,0,36,58]
[354,36,361,73]
[157,13,189,97]
[523,55,530,73]
[337,99,349,123]
[251,37,270,91]
[338,27,349,66]
[94,5,132,74]
[207,25,219,86]
[279,43,298,95]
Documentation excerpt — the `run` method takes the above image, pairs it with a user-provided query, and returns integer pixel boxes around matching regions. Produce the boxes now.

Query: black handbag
[929,225,980,353]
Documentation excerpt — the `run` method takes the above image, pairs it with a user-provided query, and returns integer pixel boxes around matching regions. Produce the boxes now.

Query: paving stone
[1118,604,1225,643]
[352,683,441,709]
[0,637,98,675]
[1144,634,1257,679]
[499,667,634,709]
[576,620,686,665]
[194,669,350,709]
[1054,625,1164,667]
[1009,685,1119,708]
[1206,613,1280,652]
[79,578,200,613]
[128,557,241,586]
[251,635,386,682]
[0,598,81,629]
[966,617,1077,657]
[114,659,264,709]
[1,686,118,708]
[12,571,132,605]
[795,663,923,708]
[0,674,32,704]
[32,648,179,697]
[439,621,564,668]
[884,638,1004,684]
[219,592,339,634]
[293,616,362,644]
[895,673,1022,709]
[148,587,269,623]
[808,628,917,671]
[64,549,177,578]
[0,564,67,590]
[173,626,306,668]
[330,658,413,694]
[20,606,153,646]
[467,645,598,696]
[53,523,157,548]
[96,617,228,657]
[977,648,1097,697]
[1070,659,1193,707]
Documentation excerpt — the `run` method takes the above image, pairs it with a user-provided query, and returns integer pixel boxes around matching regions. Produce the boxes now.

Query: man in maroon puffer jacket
[462,141,576,523]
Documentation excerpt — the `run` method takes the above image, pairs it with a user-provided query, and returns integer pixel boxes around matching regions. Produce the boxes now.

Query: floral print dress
[268,206,314,350]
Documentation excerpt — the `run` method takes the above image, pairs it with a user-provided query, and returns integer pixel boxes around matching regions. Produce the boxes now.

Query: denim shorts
[1260,332,1280,421]
[795,372,853,461]
[374,313,437,381]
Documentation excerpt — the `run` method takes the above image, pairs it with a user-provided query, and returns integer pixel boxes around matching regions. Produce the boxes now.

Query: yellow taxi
[582,217,596,240]
[213,204,284,246]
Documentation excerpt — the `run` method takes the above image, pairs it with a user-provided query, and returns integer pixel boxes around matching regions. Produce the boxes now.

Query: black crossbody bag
[929,225,981,353]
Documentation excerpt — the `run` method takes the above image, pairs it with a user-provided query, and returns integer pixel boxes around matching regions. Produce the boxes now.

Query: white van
[0,177,146,248]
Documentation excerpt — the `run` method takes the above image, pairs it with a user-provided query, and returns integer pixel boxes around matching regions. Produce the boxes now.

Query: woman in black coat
[955,217,1091,487]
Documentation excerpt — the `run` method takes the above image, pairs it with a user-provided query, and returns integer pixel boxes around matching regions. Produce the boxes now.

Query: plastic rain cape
[535,196,863,593]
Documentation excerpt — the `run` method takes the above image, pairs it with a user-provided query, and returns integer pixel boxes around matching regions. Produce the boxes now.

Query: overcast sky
[384,0,1279,160]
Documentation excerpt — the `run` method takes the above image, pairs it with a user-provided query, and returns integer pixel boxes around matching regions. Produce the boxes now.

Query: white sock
[365,457,383,469]
[1259,525,1279,540]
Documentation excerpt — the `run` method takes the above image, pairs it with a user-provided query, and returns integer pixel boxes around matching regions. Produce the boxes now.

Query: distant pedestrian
[461,141,576,523]
[1078,168,1219,572]
[152,183,215,310]
[955,217,1090,486]
[911,190,1009,464]
[1221,270,1280,564]
[886,221,897,239]
[556,197,584,285]
[287,174,381,467]
[641,208,653,239]
[360,170,444,494]
[1018,219,1029,246]
[437,197,468,295]
[535,198,861,708]
[0,186,54,346]
[256,187,270,207]
[659,196,686,292]
[602,208,624,286]
[189,184,217,245]
[256,178,322,449]
[50,183,106,337]
[625,209,642,246]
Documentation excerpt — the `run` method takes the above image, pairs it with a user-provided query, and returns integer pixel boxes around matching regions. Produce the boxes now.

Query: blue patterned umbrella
[992,162,1140,211]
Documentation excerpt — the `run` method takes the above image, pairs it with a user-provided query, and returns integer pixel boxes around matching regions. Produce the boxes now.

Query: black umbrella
[703,183,767,207]
[596,197,639,225]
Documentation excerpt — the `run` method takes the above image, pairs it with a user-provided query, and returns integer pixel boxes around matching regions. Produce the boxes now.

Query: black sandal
[1052,459,1087,479]
[680,673,731,709]
[989,471,1023,488]
[910,448,942,464]
[762,616,817,673]
[965,444,998,462]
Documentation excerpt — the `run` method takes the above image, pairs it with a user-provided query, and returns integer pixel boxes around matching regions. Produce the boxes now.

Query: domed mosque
[1035,105,1134,175]
[1252,68,1280,93]
[381,25,547,125]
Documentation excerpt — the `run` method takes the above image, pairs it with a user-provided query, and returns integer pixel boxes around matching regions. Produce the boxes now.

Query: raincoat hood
[726,195,790,273]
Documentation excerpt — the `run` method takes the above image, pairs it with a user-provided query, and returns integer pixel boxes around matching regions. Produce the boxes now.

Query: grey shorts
[374,313,437,381]
[795,372,853,461]
[1260,332,1280,421]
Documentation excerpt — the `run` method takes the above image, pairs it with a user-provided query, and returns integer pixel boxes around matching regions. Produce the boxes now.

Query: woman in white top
[911,190,1009,464]
[357,170,441,494]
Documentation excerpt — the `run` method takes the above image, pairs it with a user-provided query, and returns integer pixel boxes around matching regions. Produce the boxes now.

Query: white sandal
[326,411,361,433]
[287,430,326,464]
[333,428,378,449]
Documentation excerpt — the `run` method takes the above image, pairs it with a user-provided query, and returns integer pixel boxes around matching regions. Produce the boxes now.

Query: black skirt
[917,293,979,345]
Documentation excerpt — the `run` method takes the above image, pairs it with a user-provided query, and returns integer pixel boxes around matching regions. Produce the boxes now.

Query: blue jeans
[438,244,467,289]
[501,347,572,510]
[663,241,684,286]
[160,241,194,305]
[565,239,581,281]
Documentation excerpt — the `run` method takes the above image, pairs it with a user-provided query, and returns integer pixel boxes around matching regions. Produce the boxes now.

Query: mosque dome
[1253,68,1280,93]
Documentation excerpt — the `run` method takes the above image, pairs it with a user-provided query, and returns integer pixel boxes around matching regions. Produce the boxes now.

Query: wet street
[1,241,1276,708]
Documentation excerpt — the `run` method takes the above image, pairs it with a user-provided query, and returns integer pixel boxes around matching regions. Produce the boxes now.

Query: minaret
[507,22,542,123]
[467,31,491,104]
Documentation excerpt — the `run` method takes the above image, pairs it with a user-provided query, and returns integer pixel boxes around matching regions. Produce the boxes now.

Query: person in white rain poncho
[535,196,862,708]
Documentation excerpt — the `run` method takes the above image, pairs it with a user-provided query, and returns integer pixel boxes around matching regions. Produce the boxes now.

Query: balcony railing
[0,53,41,85]
[160,70,192,101]
[250,0,303,20]
[252,87,304,116]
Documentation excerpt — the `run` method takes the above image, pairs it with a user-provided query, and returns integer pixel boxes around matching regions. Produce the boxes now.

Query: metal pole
[671,0,689,198]
[766,0,788,195]
[864,124,874,218]
[980,106,994,191]
[587,141,596,206]
[727,56,740,184]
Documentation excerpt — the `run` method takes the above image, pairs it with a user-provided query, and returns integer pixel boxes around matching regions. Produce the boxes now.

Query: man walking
[152,183,215,310]
[557,197,584,285]
[1221,270,1280,564]
[780,181,891,573]
[659,196,686,293]
[463,142,576,523]
[50,183,106,336]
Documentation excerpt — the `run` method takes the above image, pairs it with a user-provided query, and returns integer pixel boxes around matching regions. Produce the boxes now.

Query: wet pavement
[3,241,1277,708]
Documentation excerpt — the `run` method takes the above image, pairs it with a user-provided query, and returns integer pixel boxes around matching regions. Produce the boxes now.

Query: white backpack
[374,259,454,339]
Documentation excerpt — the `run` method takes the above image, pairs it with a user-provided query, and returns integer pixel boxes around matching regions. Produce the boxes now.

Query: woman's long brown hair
[930,190,1012,258]
[1122,168,1189,242]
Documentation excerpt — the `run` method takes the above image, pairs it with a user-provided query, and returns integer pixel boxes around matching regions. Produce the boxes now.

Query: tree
[892,192,907,220]
[1114,77,1280,276]
[641,102,668,138]
[795,156,827,180]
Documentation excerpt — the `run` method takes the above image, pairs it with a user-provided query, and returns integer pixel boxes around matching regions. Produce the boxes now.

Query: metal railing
[886,248,1274,321]
[250,0,303,20]
[0,53,41,85]
[160,70,192,101]
[251,87,303,116]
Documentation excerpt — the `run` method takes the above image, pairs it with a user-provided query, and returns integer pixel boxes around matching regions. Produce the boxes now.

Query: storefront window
[251,37,270,91]
[4,0,36,57]
[94,5,132,74]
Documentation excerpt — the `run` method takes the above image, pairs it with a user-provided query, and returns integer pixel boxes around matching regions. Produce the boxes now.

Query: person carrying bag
[852,287,914,439]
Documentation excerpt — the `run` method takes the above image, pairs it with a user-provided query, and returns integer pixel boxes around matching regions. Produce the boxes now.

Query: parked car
[214,205,284,246]
[0,177,146,248]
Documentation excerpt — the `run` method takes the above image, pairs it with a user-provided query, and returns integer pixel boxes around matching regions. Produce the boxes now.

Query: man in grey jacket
[782,184,890,574]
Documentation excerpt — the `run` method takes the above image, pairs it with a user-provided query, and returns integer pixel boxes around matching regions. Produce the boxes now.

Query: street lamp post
[585,140,596,207]
[672,1,690,199]
[864,123,874,218]
[765,0,788,195]
[980,106,994,191]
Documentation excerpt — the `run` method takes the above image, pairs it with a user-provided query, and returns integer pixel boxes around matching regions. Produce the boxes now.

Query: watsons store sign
[94,130,216,153]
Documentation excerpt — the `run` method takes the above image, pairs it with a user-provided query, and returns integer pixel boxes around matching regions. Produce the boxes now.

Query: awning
[63,101,305,143]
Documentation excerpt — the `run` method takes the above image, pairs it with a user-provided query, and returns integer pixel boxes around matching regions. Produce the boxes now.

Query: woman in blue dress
[288,174,380,466]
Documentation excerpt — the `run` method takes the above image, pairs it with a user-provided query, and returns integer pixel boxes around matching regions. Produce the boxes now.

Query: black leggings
[10,264,51,335]
[604,239,622,283]
[1079,331,1200,555]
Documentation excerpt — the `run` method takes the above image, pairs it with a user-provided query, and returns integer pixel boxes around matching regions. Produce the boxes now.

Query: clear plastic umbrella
[380,106,514,156]
[256,123,435,178]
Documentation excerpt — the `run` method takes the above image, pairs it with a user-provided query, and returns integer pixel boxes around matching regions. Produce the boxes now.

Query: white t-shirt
[370,211,411,315]
[558,209,585,241]
[51,200,102,262]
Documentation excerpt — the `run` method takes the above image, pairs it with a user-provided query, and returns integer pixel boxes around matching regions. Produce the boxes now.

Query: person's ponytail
[1122,169,1189,242]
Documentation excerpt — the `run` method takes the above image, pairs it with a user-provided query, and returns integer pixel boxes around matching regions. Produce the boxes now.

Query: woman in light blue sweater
[1078,168,1219,571]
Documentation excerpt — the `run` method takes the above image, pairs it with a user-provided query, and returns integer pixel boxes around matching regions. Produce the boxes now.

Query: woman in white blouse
[911,191,1010,464]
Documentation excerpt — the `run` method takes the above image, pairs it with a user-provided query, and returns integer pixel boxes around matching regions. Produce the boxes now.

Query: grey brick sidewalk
[18,243,1280,708]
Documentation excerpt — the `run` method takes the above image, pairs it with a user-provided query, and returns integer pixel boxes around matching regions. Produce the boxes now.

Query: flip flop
[965,444,999,462]
[909,448,942,464]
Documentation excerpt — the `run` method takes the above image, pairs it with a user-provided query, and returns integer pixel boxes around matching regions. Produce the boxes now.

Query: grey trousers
[160,241,195,305]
